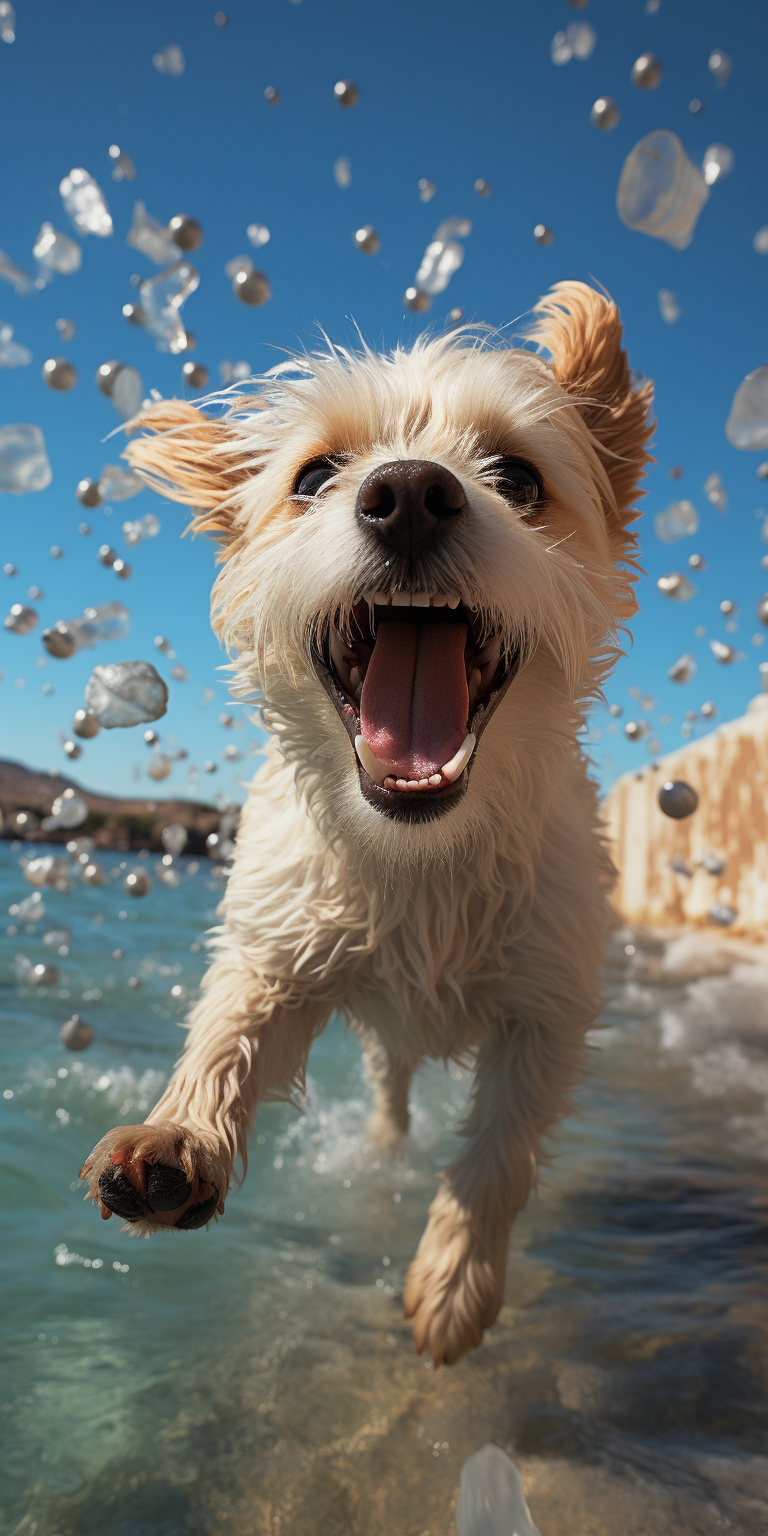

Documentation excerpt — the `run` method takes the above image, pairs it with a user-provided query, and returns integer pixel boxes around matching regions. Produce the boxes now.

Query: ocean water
[1,841,768,1536]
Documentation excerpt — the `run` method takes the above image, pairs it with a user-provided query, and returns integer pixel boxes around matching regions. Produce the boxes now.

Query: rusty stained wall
[603,700,768,939]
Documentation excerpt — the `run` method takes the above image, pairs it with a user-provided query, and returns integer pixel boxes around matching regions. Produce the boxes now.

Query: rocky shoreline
[0,758,226,854]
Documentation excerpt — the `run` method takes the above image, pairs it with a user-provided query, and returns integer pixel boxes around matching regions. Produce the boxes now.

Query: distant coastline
[0,758,223,854]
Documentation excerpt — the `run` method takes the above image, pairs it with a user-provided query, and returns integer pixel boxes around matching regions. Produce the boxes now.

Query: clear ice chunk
[123,512,160,544]
[702,143,734,186]
[725,366,768,450]
[710,640,743,664]
[668,653,696,683]
[246,223,271,247]
[139,261,199,354]
[45,602,131,657]
[85,660,169,728]
[0,247,33,294]
[704,471,727,510]
[753,227,768,255]
[126,201,180,267]
[0,423,52,492]
[0,323,32,367]
[219,360,252,384]
[657,572,696,601]
[616,131,709,250]
[414,217,472,297]
[32,223,82,282]
[567,20,596,58]
[153,44,185,75]
[1,1,16,43]
[111,365,144,420]
[333,157,352,188]
[708,48,732,86]
[455,1445,541,1536]
[654,499,699,542]
[99,462,145,501]
[59,168,113,238]
[43,793,89,832]
[658,289,680,323]
[161,823,188,856]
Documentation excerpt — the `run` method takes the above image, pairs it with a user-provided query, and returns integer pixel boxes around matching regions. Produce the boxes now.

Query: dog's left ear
[124,399,253,543]
[527,281,654,542]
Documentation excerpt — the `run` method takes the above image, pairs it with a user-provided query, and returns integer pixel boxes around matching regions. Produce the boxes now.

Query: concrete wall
[604,697,768,939]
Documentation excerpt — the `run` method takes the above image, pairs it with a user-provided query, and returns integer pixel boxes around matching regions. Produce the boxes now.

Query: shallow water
[1,843,768,1536]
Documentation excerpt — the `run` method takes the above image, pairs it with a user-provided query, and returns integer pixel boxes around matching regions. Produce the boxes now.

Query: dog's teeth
[440,733,476,783]
[428,773,442,786]
[354,734,397,786]
[373,591,391,606]
[349,666,363,700]
[431,593,448,607]
[446,593,461,610]
[411,591,430,608]
[391,590,411,607]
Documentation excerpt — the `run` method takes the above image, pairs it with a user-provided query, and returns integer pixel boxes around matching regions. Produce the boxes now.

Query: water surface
[1,843,767,1535]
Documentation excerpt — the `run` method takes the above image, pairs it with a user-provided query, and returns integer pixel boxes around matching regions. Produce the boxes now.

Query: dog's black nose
[356,460,467,556]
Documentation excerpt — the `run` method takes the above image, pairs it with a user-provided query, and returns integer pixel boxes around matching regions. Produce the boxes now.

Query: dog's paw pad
[98,1166,143,1221]
[176,1193,219,1229]
[145,1163,193,1212]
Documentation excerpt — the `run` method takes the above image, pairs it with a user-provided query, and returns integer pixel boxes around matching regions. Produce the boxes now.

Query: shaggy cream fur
[81,282,653,1364]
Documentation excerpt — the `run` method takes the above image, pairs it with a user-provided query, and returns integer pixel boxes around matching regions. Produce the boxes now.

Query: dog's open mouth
[313,591,522,819]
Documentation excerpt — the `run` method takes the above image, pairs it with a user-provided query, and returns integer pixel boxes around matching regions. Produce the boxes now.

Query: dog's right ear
[124,400,253,542]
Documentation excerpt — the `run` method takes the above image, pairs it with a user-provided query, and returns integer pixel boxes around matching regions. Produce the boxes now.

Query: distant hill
[0,758,223,853]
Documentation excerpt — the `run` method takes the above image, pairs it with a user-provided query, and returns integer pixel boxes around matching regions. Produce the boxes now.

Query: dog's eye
[294,458,337,498]
[492,458,542,509]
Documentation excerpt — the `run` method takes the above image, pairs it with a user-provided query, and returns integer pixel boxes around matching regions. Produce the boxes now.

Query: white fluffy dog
[81,282,652,1365]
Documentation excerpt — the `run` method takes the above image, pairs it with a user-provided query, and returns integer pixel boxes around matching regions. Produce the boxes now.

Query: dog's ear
[527,281,654,536]
[124,399,253,542]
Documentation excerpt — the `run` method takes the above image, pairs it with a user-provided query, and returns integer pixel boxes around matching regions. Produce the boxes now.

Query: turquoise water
[1,841,767,1536]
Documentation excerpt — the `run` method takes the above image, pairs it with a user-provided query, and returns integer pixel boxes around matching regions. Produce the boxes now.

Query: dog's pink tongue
[360,620,469,779]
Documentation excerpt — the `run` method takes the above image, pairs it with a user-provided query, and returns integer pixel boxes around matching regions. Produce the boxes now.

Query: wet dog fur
[81,282,653,1365]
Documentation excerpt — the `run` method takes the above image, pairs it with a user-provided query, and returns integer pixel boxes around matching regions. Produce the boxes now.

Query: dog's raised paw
[80,1121,228,1234]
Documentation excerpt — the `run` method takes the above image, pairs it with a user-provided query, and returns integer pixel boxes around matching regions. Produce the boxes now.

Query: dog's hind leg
[404,1014,586,1366]
[80,949,329,1234]
[361,1030,414,1155]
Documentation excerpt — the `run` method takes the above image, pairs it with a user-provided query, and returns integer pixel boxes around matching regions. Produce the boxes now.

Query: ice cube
[725,366,768,450]
[418,178,436,202]
[702,143,734,186]
[0,423,52,493]
[658,289,680,323]
[0,323,31,367]
[550,30,572,64]
[153,44,185,75]
[616,131,709,250]
[668,653,696,683]
[109,145,136,182]
[710,640,743,664]
[708,48,732,86]
[139,261,199,353]
[246,223,271,247]
[5,602,38,633]
[98,462,144,501]
[0,247,33,294]
[126,201,180,267]
[111,365,143,420]
[1,1,16,43]
[455,1445,541,1536]
[653,499,698,542]
[32,224,82,287]
[754,228,768,255]
[59,168,113,238]
[657,572,696,601]
[161,823,188,856]
[414,217,471,297]
[42,792,88,832]
[566,20,596,58]
[703,471,727,510]
[333,158,352,189]
[85,660,169,728]
[147,753,173,781]
[43,601,130,658]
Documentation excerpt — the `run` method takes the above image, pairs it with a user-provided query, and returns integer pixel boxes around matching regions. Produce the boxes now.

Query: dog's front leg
[404,1017,584,1365]
[80,950,328,1233]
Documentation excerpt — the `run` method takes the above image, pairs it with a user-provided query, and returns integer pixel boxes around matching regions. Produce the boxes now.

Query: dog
[81,281,653,1365]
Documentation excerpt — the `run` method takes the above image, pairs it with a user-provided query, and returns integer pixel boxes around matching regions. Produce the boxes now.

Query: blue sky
[1,0,766,803]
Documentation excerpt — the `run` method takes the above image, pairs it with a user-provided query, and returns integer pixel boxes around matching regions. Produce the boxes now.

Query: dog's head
[126,282,652,866]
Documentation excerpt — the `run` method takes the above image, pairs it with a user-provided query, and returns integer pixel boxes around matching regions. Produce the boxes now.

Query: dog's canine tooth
[354,734,398,786]
[446,593,461,610]
[411,591,430,608]
[373,591,391,606]
[441,733,476,783]
[391,590,411,608]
